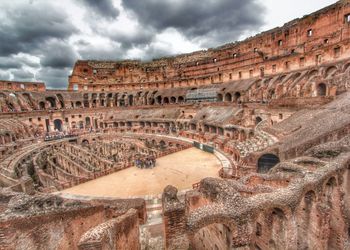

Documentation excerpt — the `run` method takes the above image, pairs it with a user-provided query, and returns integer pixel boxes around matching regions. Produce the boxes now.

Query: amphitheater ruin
[1,1,350,249]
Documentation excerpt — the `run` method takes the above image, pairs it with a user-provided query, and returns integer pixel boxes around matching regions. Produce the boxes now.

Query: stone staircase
[235,130,277,157]
[140,197,165,250]
[239,120,278,157]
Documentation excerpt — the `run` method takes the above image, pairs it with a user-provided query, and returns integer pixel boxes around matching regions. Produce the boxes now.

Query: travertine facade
[0,1,350,249]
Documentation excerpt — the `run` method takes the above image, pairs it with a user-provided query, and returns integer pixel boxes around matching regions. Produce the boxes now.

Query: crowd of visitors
[135,155,156,169]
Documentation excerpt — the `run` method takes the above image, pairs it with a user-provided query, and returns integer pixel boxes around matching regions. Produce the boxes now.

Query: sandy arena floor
[61,147,221,198]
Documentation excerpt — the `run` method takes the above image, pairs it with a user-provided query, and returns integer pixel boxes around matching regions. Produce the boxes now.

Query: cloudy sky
[0,0,336,89]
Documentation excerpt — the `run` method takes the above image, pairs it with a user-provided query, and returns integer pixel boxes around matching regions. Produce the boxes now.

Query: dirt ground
[61,147,221,198]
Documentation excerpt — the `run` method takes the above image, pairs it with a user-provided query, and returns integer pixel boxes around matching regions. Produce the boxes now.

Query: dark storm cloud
[11,69,35,81]
[122,0,266,47]
[36,67,71,89]
[40,40,79,68]
[113,30,154,50]
[0,0,268,89]
[80,0,119,19]
[0,2,77,56]
[77,43,124,61]
[0,58,22,69]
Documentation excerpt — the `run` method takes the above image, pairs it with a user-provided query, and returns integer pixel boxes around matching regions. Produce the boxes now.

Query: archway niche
[156,96,162,104]
[255,116,263,125]
[224,93,232,102]
[217,93,223,102]
[192,223,233,249]
[53,119,63,132]
[257,154,280,173]
[75,101,82,108]
[46,97,56,108]
[316,83,327,96]
[234,92,241,101]
[39,101,46,110]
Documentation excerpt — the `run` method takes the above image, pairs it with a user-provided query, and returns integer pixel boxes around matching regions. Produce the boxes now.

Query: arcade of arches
[1,2,350,249]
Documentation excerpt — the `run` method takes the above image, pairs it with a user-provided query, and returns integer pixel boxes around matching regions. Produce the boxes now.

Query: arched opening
[255,116,263,125]
[39,101,46,110]
[170,96,176,104]
[83,94,89,108]
[268,208,287,249]
[308,70,318,80]
[82,139,89,146]
[257,154,280,173]
[233,92,241,102]
[149,98,155,105]
[56,94,65,108]
[192,223,232,249]
[325,66,337,78]
[85,117,91,128]
[128,95,133,106]
[75,101,82,108]
[159,140,166,149]
[53,119,63,132]
[316,83,327,96]
[224,93,232,102]
[163,97,169,104]
[178,96,184,103]
[22,93,34,109]
[297,191,318,249]
[217,93,223,102]
[46,97,56,108]
[156,96,162,104]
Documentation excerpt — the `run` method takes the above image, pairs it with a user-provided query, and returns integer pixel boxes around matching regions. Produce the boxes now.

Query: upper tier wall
[69,1,350,91]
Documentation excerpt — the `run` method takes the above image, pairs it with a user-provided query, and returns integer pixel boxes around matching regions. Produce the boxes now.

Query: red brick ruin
[1,1,350,249]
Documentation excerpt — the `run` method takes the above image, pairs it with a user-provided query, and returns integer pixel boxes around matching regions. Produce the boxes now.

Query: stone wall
[78,209,140,250]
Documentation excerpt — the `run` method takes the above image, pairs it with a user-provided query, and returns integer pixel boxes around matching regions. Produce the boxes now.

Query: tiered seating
[235,130,277,157]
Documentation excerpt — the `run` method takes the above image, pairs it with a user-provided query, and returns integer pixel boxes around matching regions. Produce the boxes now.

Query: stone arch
[22,93,35,109]
[343,62,350,73]
[85,117,91,127]
[255,116,263,125]
[322,176,344,249]
[324,66,338,78]
[39,101,46,110]
[233,92,241,102]
[170,96,176,104]
[316,83,327,96]
[191,223,233,249]
[128,95,133,106]
[56,94,65,108]
[79,121,84,129]
[75,101,82,108]
[217,93,223,102]
[296,190,319,249]
[224,93,232,102]
[307,69,319,80]
[178,96,185,103]
[82,139,89,146]
[46,97,56,108]
[156,96,162,104]
[163,97,169,104]
[257,154,280,173]
[53,119,63,131]
[267,208,288,249]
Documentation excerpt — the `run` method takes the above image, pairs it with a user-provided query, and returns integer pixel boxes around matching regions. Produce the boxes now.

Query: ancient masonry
[1,1,350,249]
